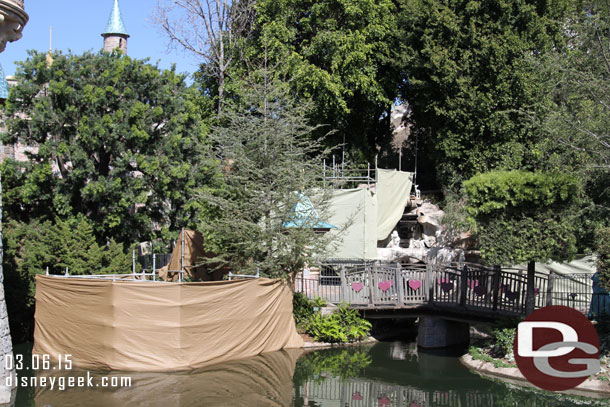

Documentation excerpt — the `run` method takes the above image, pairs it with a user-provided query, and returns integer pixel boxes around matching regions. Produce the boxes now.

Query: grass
[469,346,516,368]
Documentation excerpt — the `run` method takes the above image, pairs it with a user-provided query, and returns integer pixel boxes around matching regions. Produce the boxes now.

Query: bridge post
[459,265,468,308]
[395,263,404,305]
[426,263,434,303]
[417,316,469,349]
[525,261,536,315]
[368,264,374,305]
[492,266,501,312]
[339,267,346,303]
[546,271,554,307]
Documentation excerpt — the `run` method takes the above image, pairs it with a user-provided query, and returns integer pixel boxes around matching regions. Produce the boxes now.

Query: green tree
[237,0,401,160]
[464,170,580,313]
[200,79,332,280]
[3,50,216,243]
[3,216,133,341]
[399,0,571,188]
[537,1,610,229]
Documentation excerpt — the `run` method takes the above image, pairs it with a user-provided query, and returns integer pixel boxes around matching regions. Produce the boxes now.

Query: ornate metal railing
[295,262,596,317]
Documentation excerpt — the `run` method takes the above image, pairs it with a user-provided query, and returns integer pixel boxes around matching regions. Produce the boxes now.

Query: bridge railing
[295,261,596,316]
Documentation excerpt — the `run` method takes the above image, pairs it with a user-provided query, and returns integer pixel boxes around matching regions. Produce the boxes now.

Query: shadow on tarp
[33,348,303,407]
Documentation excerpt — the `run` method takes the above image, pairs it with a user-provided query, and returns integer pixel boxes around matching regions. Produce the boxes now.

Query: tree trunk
[218,70,224,115]
[525,260,536,314]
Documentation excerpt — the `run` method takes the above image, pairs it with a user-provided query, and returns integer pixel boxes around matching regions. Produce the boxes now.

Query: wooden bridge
[295,262,595,318]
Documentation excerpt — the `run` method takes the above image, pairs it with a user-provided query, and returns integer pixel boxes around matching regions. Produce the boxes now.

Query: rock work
[377,201,465,265]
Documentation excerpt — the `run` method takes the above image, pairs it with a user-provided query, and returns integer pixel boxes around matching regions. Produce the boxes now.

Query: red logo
[513,306,600,391]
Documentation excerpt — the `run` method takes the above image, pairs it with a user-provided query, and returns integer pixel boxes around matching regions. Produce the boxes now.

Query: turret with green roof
[101,0,129,54]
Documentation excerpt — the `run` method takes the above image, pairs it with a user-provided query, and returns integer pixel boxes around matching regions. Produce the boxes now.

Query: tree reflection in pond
[8,342,609,406]
[294,342,608,407]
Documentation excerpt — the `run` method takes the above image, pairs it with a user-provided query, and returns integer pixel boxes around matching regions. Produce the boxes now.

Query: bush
[491,328,516,358]
[293,292,314,330]
[305,302,372,343]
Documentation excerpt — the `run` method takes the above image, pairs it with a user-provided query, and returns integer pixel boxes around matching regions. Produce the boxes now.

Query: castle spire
[101,0,129,54]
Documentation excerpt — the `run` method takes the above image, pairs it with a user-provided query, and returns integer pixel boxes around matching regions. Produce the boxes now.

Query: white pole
[152,253,156,281]
[46,266,49,276]
[180,228,185,283]
[65,267,68,276]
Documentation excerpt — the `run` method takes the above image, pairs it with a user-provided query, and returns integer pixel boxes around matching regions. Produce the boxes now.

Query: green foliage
[464,171,578,217]
[468,346,516,368]
[3,50,217,244]
[464,170,580,265]
[311,296,328,308]
[597,227,610,292]
[399,0,571,188]
[3,216,133,342]
[293,292,315,330]
[240,0,402,159]
[490,328,516,358]
[199,78,333,279]
[534,2,610,247]
[306,303,372,343]
[293,347,372,386]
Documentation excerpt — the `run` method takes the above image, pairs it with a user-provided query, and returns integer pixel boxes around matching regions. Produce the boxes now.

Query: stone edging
[460,354,610,399]
[302,337,377,350]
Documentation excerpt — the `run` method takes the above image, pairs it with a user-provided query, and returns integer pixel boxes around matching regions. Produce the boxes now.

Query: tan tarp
[33,275,303,371]
[376,169,413,241]
[325,188,378,260]
[34,348,302,407]
[158,229,228,281]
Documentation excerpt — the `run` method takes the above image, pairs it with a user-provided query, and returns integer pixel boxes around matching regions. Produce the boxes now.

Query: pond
[8,342,608,406]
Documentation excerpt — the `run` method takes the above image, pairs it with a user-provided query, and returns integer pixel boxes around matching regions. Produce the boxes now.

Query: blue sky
[1,0,199,78]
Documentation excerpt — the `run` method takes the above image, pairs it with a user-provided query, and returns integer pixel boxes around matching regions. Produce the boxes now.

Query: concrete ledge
[302,337,377,350]
[460,354,610,399]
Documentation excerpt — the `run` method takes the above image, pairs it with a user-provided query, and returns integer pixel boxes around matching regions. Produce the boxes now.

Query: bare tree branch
[154,0,255,114]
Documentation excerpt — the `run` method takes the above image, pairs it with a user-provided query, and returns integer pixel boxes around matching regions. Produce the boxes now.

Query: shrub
[491,328,516,358]
[305,302,372,343]
[293,292,315,330]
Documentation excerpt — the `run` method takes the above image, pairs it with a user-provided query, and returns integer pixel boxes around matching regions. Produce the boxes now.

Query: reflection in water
[294,342,608,407]
[10,342,608,406]
[27,347,302,407]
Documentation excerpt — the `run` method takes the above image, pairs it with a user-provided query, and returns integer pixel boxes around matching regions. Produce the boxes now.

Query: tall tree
[200,78,333,280]
[3,50,216,243]
[538,1,610,217]
[398,0,571,189]
[241,0,402,160]
[155,0,255,114]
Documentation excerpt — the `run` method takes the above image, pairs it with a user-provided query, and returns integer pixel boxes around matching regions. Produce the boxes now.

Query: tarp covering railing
[33,275,303,371]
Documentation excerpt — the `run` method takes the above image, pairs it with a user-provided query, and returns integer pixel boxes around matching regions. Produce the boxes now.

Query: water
[8,342,608,406]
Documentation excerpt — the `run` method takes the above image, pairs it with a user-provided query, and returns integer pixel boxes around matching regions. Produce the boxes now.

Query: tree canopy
[399,0,571,188]
[464,170,580,266]
[3,50,216,243]
[235,0,402,160]
[200,79,333,279]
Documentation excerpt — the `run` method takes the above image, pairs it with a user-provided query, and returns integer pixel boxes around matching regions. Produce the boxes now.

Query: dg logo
[514,305,600,391]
